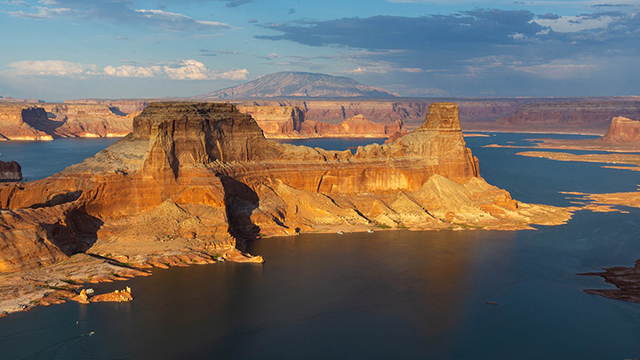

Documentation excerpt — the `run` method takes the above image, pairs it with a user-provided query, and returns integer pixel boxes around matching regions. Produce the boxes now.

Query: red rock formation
[90,286,133,302]
[601,116,640,143]
[0,161,21,182]
[0,102,571,274]
[239,99,535,127]
[237,106,305,137]
[237,106,406,139]
[494,101,640,133]
[0,105,54,141]
[0,103,135,140]
[43,104,136,138]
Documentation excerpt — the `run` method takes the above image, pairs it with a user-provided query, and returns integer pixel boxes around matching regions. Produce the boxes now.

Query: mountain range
[200,72,399,99]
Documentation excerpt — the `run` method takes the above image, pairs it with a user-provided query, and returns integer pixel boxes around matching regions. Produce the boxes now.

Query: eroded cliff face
[601,117,640,143]
[237,106,305,137]
[494,101,640,133]
[0,102,571,273]
[239,99,534,128]
[0,105,54,141]
[0,103,136,140]
[236,106,405,139]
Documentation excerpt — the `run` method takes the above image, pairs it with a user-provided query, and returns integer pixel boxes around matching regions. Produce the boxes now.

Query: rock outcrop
[237,105,406,139]
[0,161,22,182]
[493,101,640,133]
[0,103,136,140]
[0,105,54,141]
[90,286,133,303]
[0,102,571,274]
[601,116,640,143]
[237,106,305,138]
[234,99,536,128]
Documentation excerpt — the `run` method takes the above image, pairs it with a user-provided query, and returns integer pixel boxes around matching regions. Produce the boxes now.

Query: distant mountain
[201,72,399,99]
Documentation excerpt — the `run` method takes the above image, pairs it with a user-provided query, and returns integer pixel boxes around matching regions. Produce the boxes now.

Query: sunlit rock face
[601,116,640,143]
[236,105,405,139]
[0,105,53,141]
[0,103,135,140]
[0,102,571,273]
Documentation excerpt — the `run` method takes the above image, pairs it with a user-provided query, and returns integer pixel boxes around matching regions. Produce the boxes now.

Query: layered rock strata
[0,105,53,141]
[0,103,136,140]
[237,105,406,138]
[0,102,572,276]
[601,116,640,143]
[494,101,640,133]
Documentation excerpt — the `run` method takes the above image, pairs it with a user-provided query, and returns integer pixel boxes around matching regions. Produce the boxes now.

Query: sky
[0,0,639,100]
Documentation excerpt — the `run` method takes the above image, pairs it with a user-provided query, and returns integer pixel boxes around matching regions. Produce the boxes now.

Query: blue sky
[0,0,639,100]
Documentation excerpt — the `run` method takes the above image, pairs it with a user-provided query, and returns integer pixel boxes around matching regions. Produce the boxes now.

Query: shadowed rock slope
[0,102,571,273]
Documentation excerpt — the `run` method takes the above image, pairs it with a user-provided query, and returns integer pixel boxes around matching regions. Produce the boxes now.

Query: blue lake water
[0,138,119,181]
[1,133,640,359]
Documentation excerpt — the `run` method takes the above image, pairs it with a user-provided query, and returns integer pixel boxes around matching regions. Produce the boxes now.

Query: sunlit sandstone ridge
[0,103,136,140]
[0,102,572,279]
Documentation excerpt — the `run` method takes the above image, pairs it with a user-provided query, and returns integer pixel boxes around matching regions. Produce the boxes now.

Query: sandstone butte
[0,102,575,315]
[600,116,640,143]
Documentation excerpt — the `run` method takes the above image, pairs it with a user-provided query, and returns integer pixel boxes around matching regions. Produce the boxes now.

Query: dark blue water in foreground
[1,133,640,359]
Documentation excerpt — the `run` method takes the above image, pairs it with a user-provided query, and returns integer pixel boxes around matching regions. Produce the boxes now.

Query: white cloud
[135,9,230,29]
[5,59,248,81]
[345,62,425,74]
[6,60,98,77]
[4,6,74,19]
[104,60,249,80]
[533,15,619,33]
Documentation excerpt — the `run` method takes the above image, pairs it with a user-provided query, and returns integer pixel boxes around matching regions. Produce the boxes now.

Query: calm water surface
[1,133,640,359]
[0,138,119,181]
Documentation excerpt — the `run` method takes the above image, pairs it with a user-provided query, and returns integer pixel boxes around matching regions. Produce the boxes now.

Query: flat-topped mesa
[0,105,53,141]
[601,116,640,143]
[131,102,284,167]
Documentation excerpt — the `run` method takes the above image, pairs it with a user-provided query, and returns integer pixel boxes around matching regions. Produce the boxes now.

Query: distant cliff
[0,105,54,141]
[492,101,640,133]
[601,117,640,143]
[237,106,406,139]
[0,103,137,141]
[236,99,537,128]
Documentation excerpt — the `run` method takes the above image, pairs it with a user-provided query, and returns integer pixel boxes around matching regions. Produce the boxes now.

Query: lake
[1,134,639,359]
